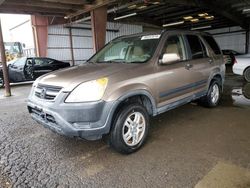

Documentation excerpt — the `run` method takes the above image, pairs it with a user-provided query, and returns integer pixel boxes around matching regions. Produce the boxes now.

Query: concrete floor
[0,72,250,188]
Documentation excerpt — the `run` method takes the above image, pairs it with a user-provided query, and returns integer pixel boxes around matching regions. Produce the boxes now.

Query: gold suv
[27,30,225,154]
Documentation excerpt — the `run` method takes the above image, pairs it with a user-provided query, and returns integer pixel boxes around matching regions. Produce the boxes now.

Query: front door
[33,58,53,79]
[155,34,200,109]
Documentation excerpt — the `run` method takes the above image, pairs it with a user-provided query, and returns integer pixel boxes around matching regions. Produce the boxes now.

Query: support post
[91,6,107,53]
[69,28,75,66]
[246,28,249,54]
[0,18,11,97]
[31,15,48,57]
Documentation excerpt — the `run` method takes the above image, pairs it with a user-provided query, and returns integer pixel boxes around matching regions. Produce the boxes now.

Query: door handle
[208,59,213,64]
[185,63,193,70]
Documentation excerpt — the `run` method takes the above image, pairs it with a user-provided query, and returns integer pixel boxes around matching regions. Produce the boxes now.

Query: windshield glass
[89,34,161,64]
[12,57,27,66]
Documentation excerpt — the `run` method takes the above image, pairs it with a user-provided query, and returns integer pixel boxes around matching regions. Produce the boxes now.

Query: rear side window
[203,35,221,55]
[186,35,205,59]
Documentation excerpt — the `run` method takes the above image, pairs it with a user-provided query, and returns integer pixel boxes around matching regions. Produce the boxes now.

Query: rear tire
[198,80,221,107]
[244,67,250,82]
[109,103,149,154]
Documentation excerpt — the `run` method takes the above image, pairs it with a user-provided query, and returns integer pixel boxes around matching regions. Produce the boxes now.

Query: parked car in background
[222,49,243,65]
[27,30,225,154]
[233,54,250,82]
[0,57,70,88]
[232,83,250,106]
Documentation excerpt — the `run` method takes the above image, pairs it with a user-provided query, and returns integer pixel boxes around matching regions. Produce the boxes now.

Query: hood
[37,63,139,91]
[0,61,15,69]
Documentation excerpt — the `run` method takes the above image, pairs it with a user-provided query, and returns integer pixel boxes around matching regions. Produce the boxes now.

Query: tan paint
[36,31,225,108]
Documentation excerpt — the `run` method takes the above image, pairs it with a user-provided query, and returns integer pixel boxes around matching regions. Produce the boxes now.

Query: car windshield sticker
[141,35,161,40]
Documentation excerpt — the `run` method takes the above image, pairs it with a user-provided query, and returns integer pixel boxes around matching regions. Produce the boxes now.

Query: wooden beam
[40,0,90,5]
[6,0,84,10]
[0,18,11,97]
[31,15,48,57]
[0,4,69,14]
[91,6,107,52]
[67,0,116,19]
[0,9,65,17]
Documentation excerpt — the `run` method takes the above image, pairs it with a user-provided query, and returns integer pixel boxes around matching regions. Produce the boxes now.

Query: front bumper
[27,89,117,140]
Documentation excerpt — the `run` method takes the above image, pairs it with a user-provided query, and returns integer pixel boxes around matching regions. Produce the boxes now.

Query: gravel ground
[0,74,250,188]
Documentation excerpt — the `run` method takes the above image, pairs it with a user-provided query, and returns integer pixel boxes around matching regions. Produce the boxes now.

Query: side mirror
[160,53,180,65]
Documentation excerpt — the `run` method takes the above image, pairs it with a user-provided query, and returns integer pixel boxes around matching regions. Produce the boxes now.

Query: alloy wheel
[122,112,146,146]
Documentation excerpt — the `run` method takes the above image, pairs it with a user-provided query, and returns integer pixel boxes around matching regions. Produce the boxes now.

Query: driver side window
[34,59,47,66]
[162,35,186,62]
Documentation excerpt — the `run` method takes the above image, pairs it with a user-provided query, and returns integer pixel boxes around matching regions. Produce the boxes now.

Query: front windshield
[89,34,161,64]
[11,57,27,66]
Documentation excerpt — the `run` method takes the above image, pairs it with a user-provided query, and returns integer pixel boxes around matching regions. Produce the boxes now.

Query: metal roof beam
[200,0,247,28]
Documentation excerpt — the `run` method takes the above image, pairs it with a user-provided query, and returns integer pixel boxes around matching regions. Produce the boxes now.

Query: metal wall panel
[47,49,72,61]
[73,48,94,61]
[209,26,246,53]
[48,24,69,35]
[72,36,93,48]
[106,22,143,43]
[47,22,143,65]
[47,35,70,48]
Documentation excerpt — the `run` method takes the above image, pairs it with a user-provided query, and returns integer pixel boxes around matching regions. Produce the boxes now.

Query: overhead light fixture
[191,25,212,30]
[137,5,147,9]
[152,1,160,5]
[205,16,214,20]
[64,16,69,19]
[183,16,193,20]
[162,21,184,27]
[114,12,137,21]
[190,18,199,22]
[242,8,250,13]
[128,4,137,9]
[198,13,209,17]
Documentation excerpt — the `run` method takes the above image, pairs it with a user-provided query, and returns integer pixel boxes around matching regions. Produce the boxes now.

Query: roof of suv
[117,29,211,40]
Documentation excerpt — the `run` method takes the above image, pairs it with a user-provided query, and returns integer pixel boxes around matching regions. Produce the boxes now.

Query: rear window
[203,35,221,55]
[186,35,206,59]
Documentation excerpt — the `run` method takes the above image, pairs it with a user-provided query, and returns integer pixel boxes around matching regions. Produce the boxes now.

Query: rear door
[183,34,213,94]
[202,35,223,65]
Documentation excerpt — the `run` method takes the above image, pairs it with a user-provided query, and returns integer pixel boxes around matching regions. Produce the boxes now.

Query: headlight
[65,77,108,103]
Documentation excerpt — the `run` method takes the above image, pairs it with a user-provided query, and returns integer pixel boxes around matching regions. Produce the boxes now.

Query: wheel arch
[244,66,250,74]
[208,72,224,90]
[107,90,157,133]
[115,90,157,116]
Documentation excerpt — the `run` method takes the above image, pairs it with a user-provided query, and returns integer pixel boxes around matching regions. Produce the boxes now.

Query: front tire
[109,103,149,154]
[244,67,250,82]
[199,80,221,107]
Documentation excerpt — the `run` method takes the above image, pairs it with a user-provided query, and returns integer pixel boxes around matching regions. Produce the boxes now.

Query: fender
[208,67,225,89]
[108,88,157,116]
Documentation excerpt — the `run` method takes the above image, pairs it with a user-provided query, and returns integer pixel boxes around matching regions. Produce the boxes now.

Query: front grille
[28,106,57,125]
[34,84,62,101]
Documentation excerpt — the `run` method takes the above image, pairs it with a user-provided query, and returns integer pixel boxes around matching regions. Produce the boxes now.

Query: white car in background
[233,54,250,82]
